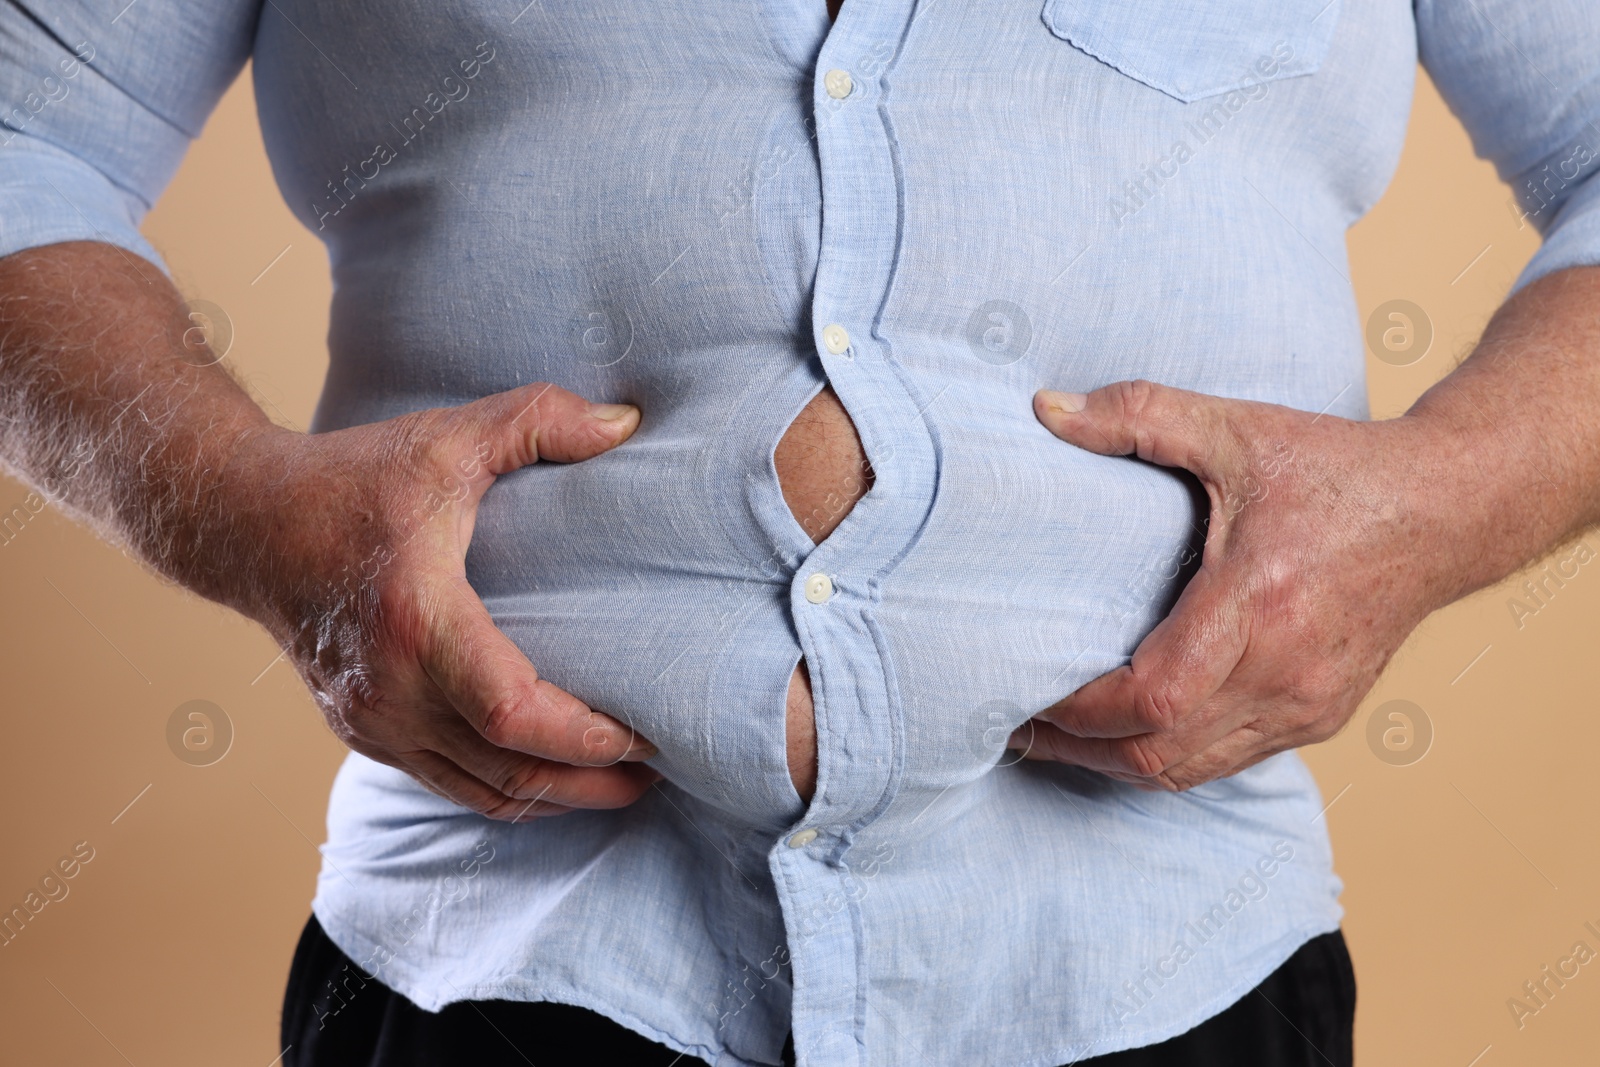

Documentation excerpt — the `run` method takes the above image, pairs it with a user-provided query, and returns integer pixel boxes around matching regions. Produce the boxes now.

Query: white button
[804,573,834,604]
[824,69,853,99]
[821,323,850,355]
[788,828,819,848]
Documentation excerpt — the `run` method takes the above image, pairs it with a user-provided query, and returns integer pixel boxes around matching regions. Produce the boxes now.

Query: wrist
[1386,402,1560,611]
[162,418,307,627]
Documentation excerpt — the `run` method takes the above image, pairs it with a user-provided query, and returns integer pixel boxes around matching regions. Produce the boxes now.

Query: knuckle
[467,796,512,825]
[480,791,565,821]
[498,761,555,801]
[1252,553,1303,614]
[1118,379,1164,456]
[1120,735,1172,779]
[1134,683,1183,734]
[1124,376,1158,409]
[476,795,520,820]
[436,776,519,820]
[1115,378,1157,415]
[479,690,537,749]
[1151,771,1188,793]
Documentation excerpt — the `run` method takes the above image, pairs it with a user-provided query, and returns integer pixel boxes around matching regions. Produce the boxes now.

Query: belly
[774,385,871,803]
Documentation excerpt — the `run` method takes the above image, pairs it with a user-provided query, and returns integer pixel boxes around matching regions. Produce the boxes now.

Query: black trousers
[282,915,1354,1066]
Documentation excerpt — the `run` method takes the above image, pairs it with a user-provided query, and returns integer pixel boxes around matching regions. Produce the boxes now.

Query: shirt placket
[766,2,939,1064]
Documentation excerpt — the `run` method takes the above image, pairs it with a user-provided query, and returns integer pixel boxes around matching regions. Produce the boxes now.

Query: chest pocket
[1040,0,1342,103]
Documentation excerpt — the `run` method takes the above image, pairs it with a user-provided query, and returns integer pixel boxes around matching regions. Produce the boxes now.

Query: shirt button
[821,323,850,355]
[823,69,854,99]
[804,573,834,604]
[788,828,819,848]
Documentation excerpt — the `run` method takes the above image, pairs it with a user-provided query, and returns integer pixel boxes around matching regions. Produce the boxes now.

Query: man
[2,1,1597,1064]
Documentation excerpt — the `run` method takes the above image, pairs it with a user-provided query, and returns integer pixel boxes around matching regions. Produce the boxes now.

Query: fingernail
[589,402,638,423]
[622,742,659,762]
[1040,389,1088,413]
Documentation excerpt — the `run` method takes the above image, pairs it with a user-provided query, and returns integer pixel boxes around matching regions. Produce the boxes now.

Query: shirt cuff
[0,135,170,276]
[1513,169,1600,295]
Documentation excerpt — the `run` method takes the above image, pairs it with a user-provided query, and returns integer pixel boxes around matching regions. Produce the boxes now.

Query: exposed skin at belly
[774,384,871,802]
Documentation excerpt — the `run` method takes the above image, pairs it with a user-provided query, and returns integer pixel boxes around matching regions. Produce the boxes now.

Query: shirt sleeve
[0,1,261,275]
[1415,0,1600,294]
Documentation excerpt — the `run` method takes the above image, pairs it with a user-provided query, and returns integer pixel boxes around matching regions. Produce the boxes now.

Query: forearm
[0,240,286,610]
[1399,266,1600,606]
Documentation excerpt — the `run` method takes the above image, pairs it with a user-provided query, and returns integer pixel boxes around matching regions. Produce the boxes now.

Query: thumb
[1034,379,1232,481]
[456,381,641,476]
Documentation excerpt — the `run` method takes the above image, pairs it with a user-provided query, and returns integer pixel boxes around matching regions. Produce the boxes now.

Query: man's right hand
[228,382,661,820]
[0,241,657,823]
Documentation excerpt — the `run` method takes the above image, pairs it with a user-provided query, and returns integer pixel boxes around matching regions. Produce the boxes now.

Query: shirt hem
[1021,915,1345,1066]
[312,897,1340,1067]
[309,900,776,1067]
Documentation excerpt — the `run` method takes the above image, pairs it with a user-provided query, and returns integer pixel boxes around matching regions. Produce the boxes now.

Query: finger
[1150,715,1328,790]
[420,578,658,766]
[425,711,663,809]
[1035,379,1238,481]
[1034,566,1247,739]
[1016,713,1219,783]
[453,380,641,476]
[401,748,578,821]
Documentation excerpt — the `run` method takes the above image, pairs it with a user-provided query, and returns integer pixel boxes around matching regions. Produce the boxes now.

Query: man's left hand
[1010,379,1453,791]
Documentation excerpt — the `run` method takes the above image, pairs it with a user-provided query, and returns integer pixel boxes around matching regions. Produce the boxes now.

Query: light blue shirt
[6,1,1599,1064]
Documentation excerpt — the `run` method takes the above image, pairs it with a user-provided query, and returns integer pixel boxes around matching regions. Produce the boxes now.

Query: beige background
[2,64,1596,1065]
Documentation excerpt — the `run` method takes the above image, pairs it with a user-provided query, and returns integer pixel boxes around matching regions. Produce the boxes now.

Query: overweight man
[3,1,1599,1065]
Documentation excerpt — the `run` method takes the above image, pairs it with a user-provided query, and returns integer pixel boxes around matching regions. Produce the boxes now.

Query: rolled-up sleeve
[0,1,260,273]
[1416,0,1600,293]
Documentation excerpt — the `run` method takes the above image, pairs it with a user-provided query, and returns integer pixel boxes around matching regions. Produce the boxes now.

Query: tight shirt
[4,1,1599,1064]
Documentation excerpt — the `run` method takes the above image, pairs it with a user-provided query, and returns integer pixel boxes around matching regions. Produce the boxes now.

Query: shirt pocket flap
[1040,0,1342,103]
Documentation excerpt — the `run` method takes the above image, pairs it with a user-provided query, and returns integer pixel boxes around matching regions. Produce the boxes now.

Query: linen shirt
[5,1,1600,1064]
